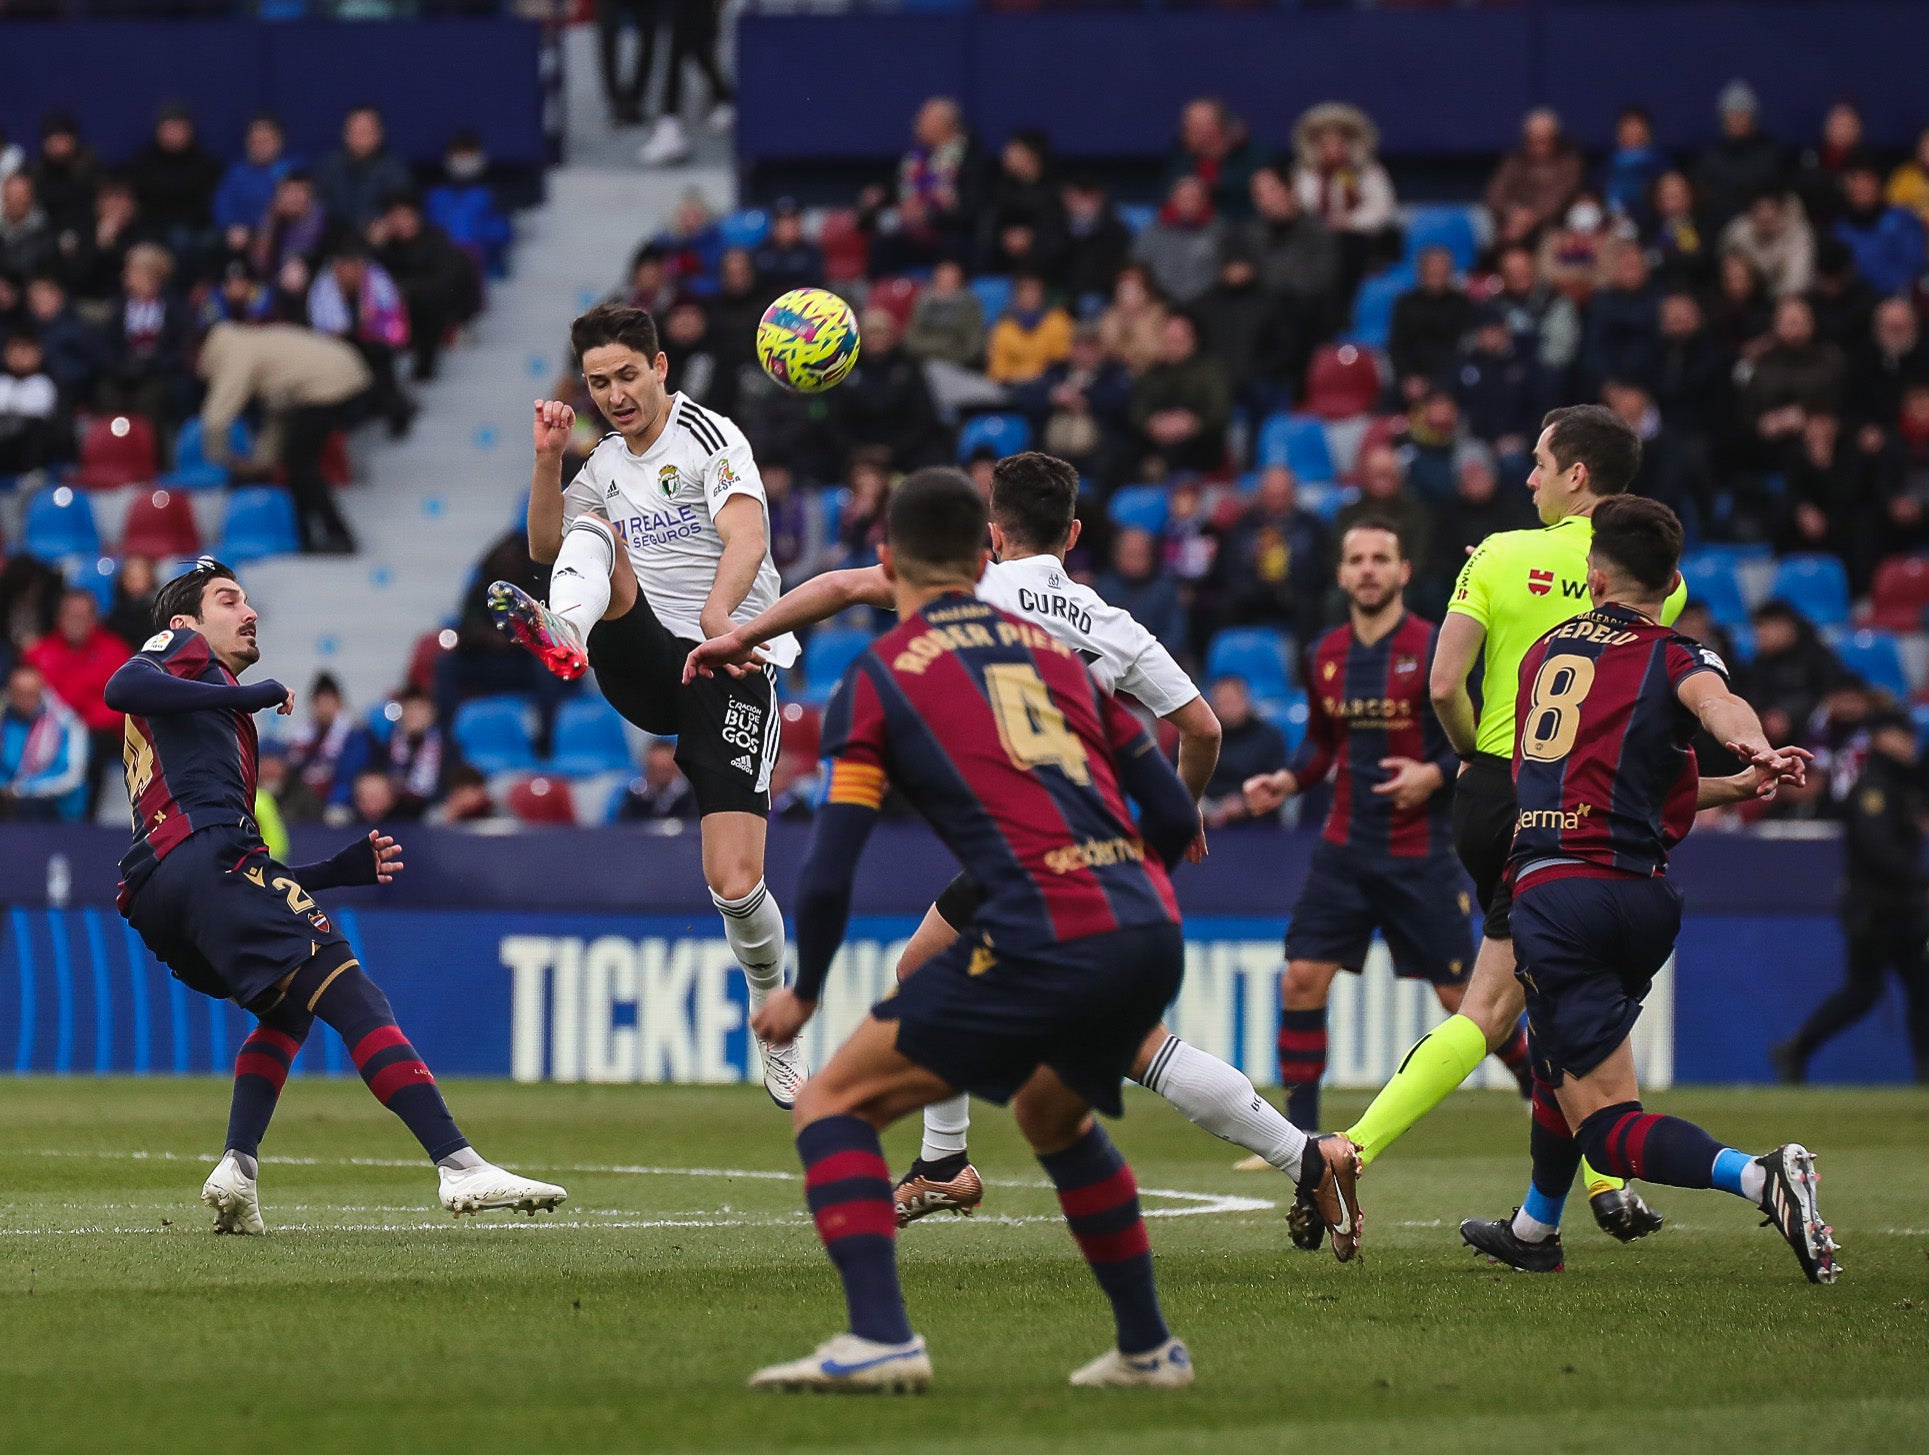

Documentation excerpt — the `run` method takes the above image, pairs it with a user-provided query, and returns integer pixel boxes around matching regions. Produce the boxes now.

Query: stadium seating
[1345,269,1413,351]
[970,276,1013,324]
[548,696,635,776]
[218,486,301,562]
[1680,550,1752,631]
[118,489,201,559]
[956,412,1031,463]
[22,486,101,560]
[1107,484,1169,534]
[1205,627,1292,700]
[1831,628,1910,701]
[1116,204,1156,235]
[1866,554,1929,632]
[1402,206,1482,272]
[70,415,159,492]
[1770,554,1851,629]
[720,208,771,251]
[868,276,921,332]
[818,209,868,282]
[160,417,251,492]
[799,626,874,706]
[1304,345,1383,421]
[778,701,822,763]
[506,774,577,825]
[1255,413,1337,482]
[1297,482,1359,523]
[1257,692,1312,755]
[453,695,540,774]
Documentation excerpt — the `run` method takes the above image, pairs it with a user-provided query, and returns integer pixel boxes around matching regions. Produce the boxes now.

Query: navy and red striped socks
[1514,1075,1581,1241]
[1579,1101,1724,1191]
[797,1115,914,1345]
[1038,1123,1169,1356]
[1277,1007,1328,1131]
[224,1007,313,1164]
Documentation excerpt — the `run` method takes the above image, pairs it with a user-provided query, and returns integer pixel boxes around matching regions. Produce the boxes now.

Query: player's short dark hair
[1541,403,1641,495]
[571,302,659,366]
[989,451,1079,552]
[1589,495,1683,593]
[887,467,989,585]
[153,556,238,628]
[1339,514,1406,560]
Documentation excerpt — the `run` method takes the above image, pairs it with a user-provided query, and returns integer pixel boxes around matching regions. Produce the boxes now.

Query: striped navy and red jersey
[1509,603,1727,882]
[819,592,1182,956]
[1290,612,1459,858]
[116,628,261,893]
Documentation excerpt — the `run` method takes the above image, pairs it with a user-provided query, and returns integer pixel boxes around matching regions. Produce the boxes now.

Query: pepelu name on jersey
[613,507,704,550]
[1550,617,1638,647]
[1016,586,1094,636]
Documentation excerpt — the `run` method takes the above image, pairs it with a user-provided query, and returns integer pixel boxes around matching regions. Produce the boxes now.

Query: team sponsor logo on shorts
[658,465,681,497]
[721,698,765,754]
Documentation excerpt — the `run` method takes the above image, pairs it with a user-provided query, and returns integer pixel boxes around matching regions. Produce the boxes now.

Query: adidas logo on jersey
[731,754,754,773]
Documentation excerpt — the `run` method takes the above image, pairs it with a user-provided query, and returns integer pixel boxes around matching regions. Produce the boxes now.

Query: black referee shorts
[586,594,779,818]
[1452,752,1518,941]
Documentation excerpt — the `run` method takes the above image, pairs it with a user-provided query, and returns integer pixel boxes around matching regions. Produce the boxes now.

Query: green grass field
[2,1080,1925,1454]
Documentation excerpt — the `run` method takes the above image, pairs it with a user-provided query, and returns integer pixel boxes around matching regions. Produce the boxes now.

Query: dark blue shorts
[1284,840,1475,985]
[874,921,1184,1118]
[1511,871,1682,1086]
[122,824,348,1008]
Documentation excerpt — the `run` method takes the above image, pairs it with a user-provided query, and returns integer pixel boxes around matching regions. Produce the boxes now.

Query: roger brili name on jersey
[1016,584,1094,636]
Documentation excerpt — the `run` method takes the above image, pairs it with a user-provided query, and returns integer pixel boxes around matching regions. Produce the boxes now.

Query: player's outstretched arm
[1429,612,1485,759]
[700,495,776,642]
[1678,671,1812,804]
[293,830,406,891]
[683,565,893,682]
[105,658,289,717]
[527,398,575,563]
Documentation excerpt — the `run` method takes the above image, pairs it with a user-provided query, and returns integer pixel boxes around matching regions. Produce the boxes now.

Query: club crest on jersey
[1394,654,1418,675]
[1046,569,1063,589]
[658,465,681,498]
[1528,569,1554,596]
[307,908,333,935]
[1322,660,1337,681]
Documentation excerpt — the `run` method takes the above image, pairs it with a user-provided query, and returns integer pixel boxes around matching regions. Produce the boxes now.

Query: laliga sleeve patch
[1696,646,1728,677]
[143,630,174,653]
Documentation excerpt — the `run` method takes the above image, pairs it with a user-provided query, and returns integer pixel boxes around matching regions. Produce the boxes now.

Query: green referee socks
[1345,1014,1488,1167]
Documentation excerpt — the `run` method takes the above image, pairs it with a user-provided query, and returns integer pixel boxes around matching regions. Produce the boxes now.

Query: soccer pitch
[2,1081,1924,1454]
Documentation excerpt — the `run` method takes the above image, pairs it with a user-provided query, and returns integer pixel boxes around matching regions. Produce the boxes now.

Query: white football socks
[921,1094,971,1161]
[1141,1035,1307,1182]
[713,880,786,1010]
[1511,1206,1559,1243]
[549,516,616,641]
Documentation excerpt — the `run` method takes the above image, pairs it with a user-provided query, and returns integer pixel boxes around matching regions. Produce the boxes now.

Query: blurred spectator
[1883,382,1929,548]
[1707,250,1774,358]
[25,273,110,404]
[199,258,274,331]
[1196,245,1296,416]
[1290,102,1398,296]
[1212,466,1328,646]
[1429,443,1531,608]
[0,172,54,282]
[639,0,736,168]
[986,272,1072,385]
[1848,296,1929,432]
[617,243,676,317]
[903,258,986,368]
[197,322,372,554]
[706,247,765,377]
[1486,108,1585,247]
[1534,190,1614,304]
[1096,263,1169,375]
[1738,599,1842,743]
[425,131,512,280]
[1454,304,1545,451]
[1130,313,1230,476]
[382,687,445,818]
[1401,390,1463,504]
[1491,243,1581,376]
[1168,97,1260,221]
[251,170,327,283]
[650,190,722,293]
[1096,527,1188,662]
[1160,478,1218,592]
[1720,189,1813,298]
[430,763,498,825]
[288,672,371,810]
[308,243,414,437]
[0,332,62,476]
[214,114,293,241]
[1604,378,1716,534]
[1580,239,1662,395]
[618,739,698,821]
[1601,106,1668,226]
[96,242,190,438]
[1647,171,1712,287]
[597,0,655,127]
[24,587,132,813]
[836,449,891,571]
[1693,80,1785,233]
[1741,296,1844,448]
[0,662,87,823]
[1388,245,1472,399]
[1885,126,1929,228]
[1202,676,1287,829]
[315,106,413,232]
[126,103,221,251]
[753,198,822,293]
[1243,162,1340,329]
[1793,102,1865,226]
[437,527,558,726]
[831,308,944,473]
[1774,412,1879,591]
[865,97,980,273]
[349,768,400,828]
[977,129,1065,278]
[1805,237,1878,352]
[0,126,15,183]
[765,461,838,590]
[370,191,480,383]
[663,297,727,411]
[1059,177,1132,310]
[1016,321,1133,486]
[1132,175,1226,307]
[1335,444,1430,581]
[0,555,64,647]
[104,556,159,653]
[27,113,97,236]
[1833,157,1926,298]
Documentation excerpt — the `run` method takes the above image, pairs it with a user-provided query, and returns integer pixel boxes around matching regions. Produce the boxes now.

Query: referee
[1338,405,1686,1242]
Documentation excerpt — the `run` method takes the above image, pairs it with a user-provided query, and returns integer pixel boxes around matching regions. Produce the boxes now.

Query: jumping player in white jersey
[687,451,1364,1254]
[488,303,806,1107]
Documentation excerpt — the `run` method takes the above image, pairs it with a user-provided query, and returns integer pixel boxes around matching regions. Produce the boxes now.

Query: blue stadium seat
[67,557,118,613]
[1107,484,1169,535]
[1912,701,1929,751]
[365,701,399,747]
[820,485,851,545]
[1205,628,1292,700]
[1254,413,1336,482]
[799,627,875,706]
[1832,628,1909,700]
[1344,269,1412,350]
[1402,206,1481,272]
[161,417,251,491]
[1116,204,1156,236]
[219,486,301,563]
[956,412,1031,462]
[452,695,539,774]
[969,276,1013,323]
[1770,553,1851,628]
[23,486,100,560]
[1679,550,1751,630]
[1256,692,1311,756]
[549,696,635,775]
[720,208,770,251]
[1297,482,1358,523]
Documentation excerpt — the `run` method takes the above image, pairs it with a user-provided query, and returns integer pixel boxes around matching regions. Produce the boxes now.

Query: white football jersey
[562,394,801,667]
[978,554,1200,717]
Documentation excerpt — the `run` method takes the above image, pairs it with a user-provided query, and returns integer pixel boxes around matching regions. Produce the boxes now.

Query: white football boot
[1068,1337,1195,1389]
[749,1333,932,1393]
[438,1162,568,1218]
[638,115,691,168]
[201,1151,266,1236]
[757,1034,809,1109]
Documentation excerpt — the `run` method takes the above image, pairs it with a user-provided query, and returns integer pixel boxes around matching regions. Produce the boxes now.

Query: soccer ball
[756,287,861,393]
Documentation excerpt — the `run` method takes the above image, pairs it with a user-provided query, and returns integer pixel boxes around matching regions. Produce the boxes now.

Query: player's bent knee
[1282,960,1337,1007]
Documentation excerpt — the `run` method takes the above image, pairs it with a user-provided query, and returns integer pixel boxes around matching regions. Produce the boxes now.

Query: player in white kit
[686,452,1363,1254]
[488,303,806,1107]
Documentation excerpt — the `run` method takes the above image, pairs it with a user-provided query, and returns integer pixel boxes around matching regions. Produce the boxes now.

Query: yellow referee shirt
[1448,514,1688,757]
